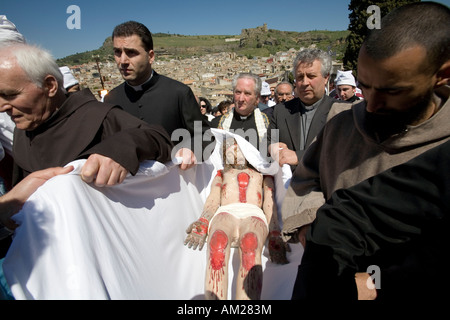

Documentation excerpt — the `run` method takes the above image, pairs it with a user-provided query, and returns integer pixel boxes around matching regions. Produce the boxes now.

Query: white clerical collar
[235,111,253,121]
[127,70,154,91]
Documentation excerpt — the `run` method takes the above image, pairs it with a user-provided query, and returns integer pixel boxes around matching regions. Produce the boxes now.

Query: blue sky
[2,0,450,59]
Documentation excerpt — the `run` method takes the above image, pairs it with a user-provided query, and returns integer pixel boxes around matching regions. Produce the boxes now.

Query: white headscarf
[0,15,25,44]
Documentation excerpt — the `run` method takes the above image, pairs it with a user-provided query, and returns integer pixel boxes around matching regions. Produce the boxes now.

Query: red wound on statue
[237,172,250,203]
[193,218,209,236]
[209,230,228,270]
[240,232,258,271]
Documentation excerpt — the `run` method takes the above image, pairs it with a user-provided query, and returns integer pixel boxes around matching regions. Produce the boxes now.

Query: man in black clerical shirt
[104,21,210,170]
[267,49,337,171]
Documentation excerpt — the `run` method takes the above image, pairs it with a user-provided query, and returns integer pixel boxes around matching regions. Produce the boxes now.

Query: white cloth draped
[3,129,302,300]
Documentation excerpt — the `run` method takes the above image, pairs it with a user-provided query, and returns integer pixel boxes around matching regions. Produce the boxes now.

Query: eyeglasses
[200,104,207,108]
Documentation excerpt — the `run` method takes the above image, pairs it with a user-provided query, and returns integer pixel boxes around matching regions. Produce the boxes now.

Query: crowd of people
[0,1,450,301]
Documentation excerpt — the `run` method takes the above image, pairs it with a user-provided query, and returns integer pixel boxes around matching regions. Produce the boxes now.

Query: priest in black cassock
[104,21,211,170]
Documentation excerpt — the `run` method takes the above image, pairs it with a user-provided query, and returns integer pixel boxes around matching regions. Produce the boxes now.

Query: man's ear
[43,75,59,97]
[435,60,450,87]
[148,49,155,65]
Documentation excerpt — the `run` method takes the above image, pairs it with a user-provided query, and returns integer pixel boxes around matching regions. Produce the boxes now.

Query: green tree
[343,0,420,73]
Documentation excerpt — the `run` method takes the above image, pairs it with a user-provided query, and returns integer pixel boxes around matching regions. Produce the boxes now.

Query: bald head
[363,2,450,74]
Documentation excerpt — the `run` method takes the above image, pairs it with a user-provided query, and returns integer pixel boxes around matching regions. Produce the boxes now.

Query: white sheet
[3,129,302,300]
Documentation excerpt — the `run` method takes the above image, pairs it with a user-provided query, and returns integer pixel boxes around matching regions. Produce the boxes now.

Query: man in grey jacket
[267,49,338,171]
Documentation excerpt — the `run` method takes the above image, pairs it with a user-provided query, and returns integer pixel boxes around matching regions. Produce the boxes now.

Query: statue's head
[223,138,249,170]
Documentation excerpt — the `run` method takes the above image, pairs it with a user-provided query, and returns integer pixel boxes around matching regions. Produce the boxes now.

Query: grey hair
[292,48,332,78]
[275,81,294,91]
[232,73,262,96]
[2,44,64,89]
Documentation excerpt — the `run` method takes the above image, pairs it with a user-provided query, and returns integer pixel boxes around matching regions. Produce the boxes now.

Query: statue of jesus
[185,138,288,300]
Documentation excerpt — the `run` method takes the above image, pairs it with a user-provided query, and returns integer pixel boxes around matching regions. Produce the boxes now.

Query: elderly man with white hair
[0,43,174,264]
[0,43,173,186]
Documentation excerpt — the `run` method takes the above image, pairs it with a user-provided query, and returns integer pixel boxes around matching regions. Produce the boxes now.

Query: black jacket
[267,95,337,170]
[104,71,211,153]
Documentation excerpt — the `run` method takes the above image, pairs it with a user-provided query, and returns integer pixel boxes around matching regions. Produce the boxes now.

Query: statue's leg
[205,212,237,300]
[236,216,268,300]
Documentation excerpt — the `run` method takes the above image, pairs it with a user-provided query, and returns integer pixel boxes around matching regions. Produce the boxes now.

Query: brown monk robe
[185,138,289,300]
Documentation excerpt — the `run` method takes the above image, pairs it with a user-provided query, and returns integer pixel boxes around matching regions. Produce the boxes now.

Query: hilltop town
[66,25,345,105]
[70,47,343,105]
